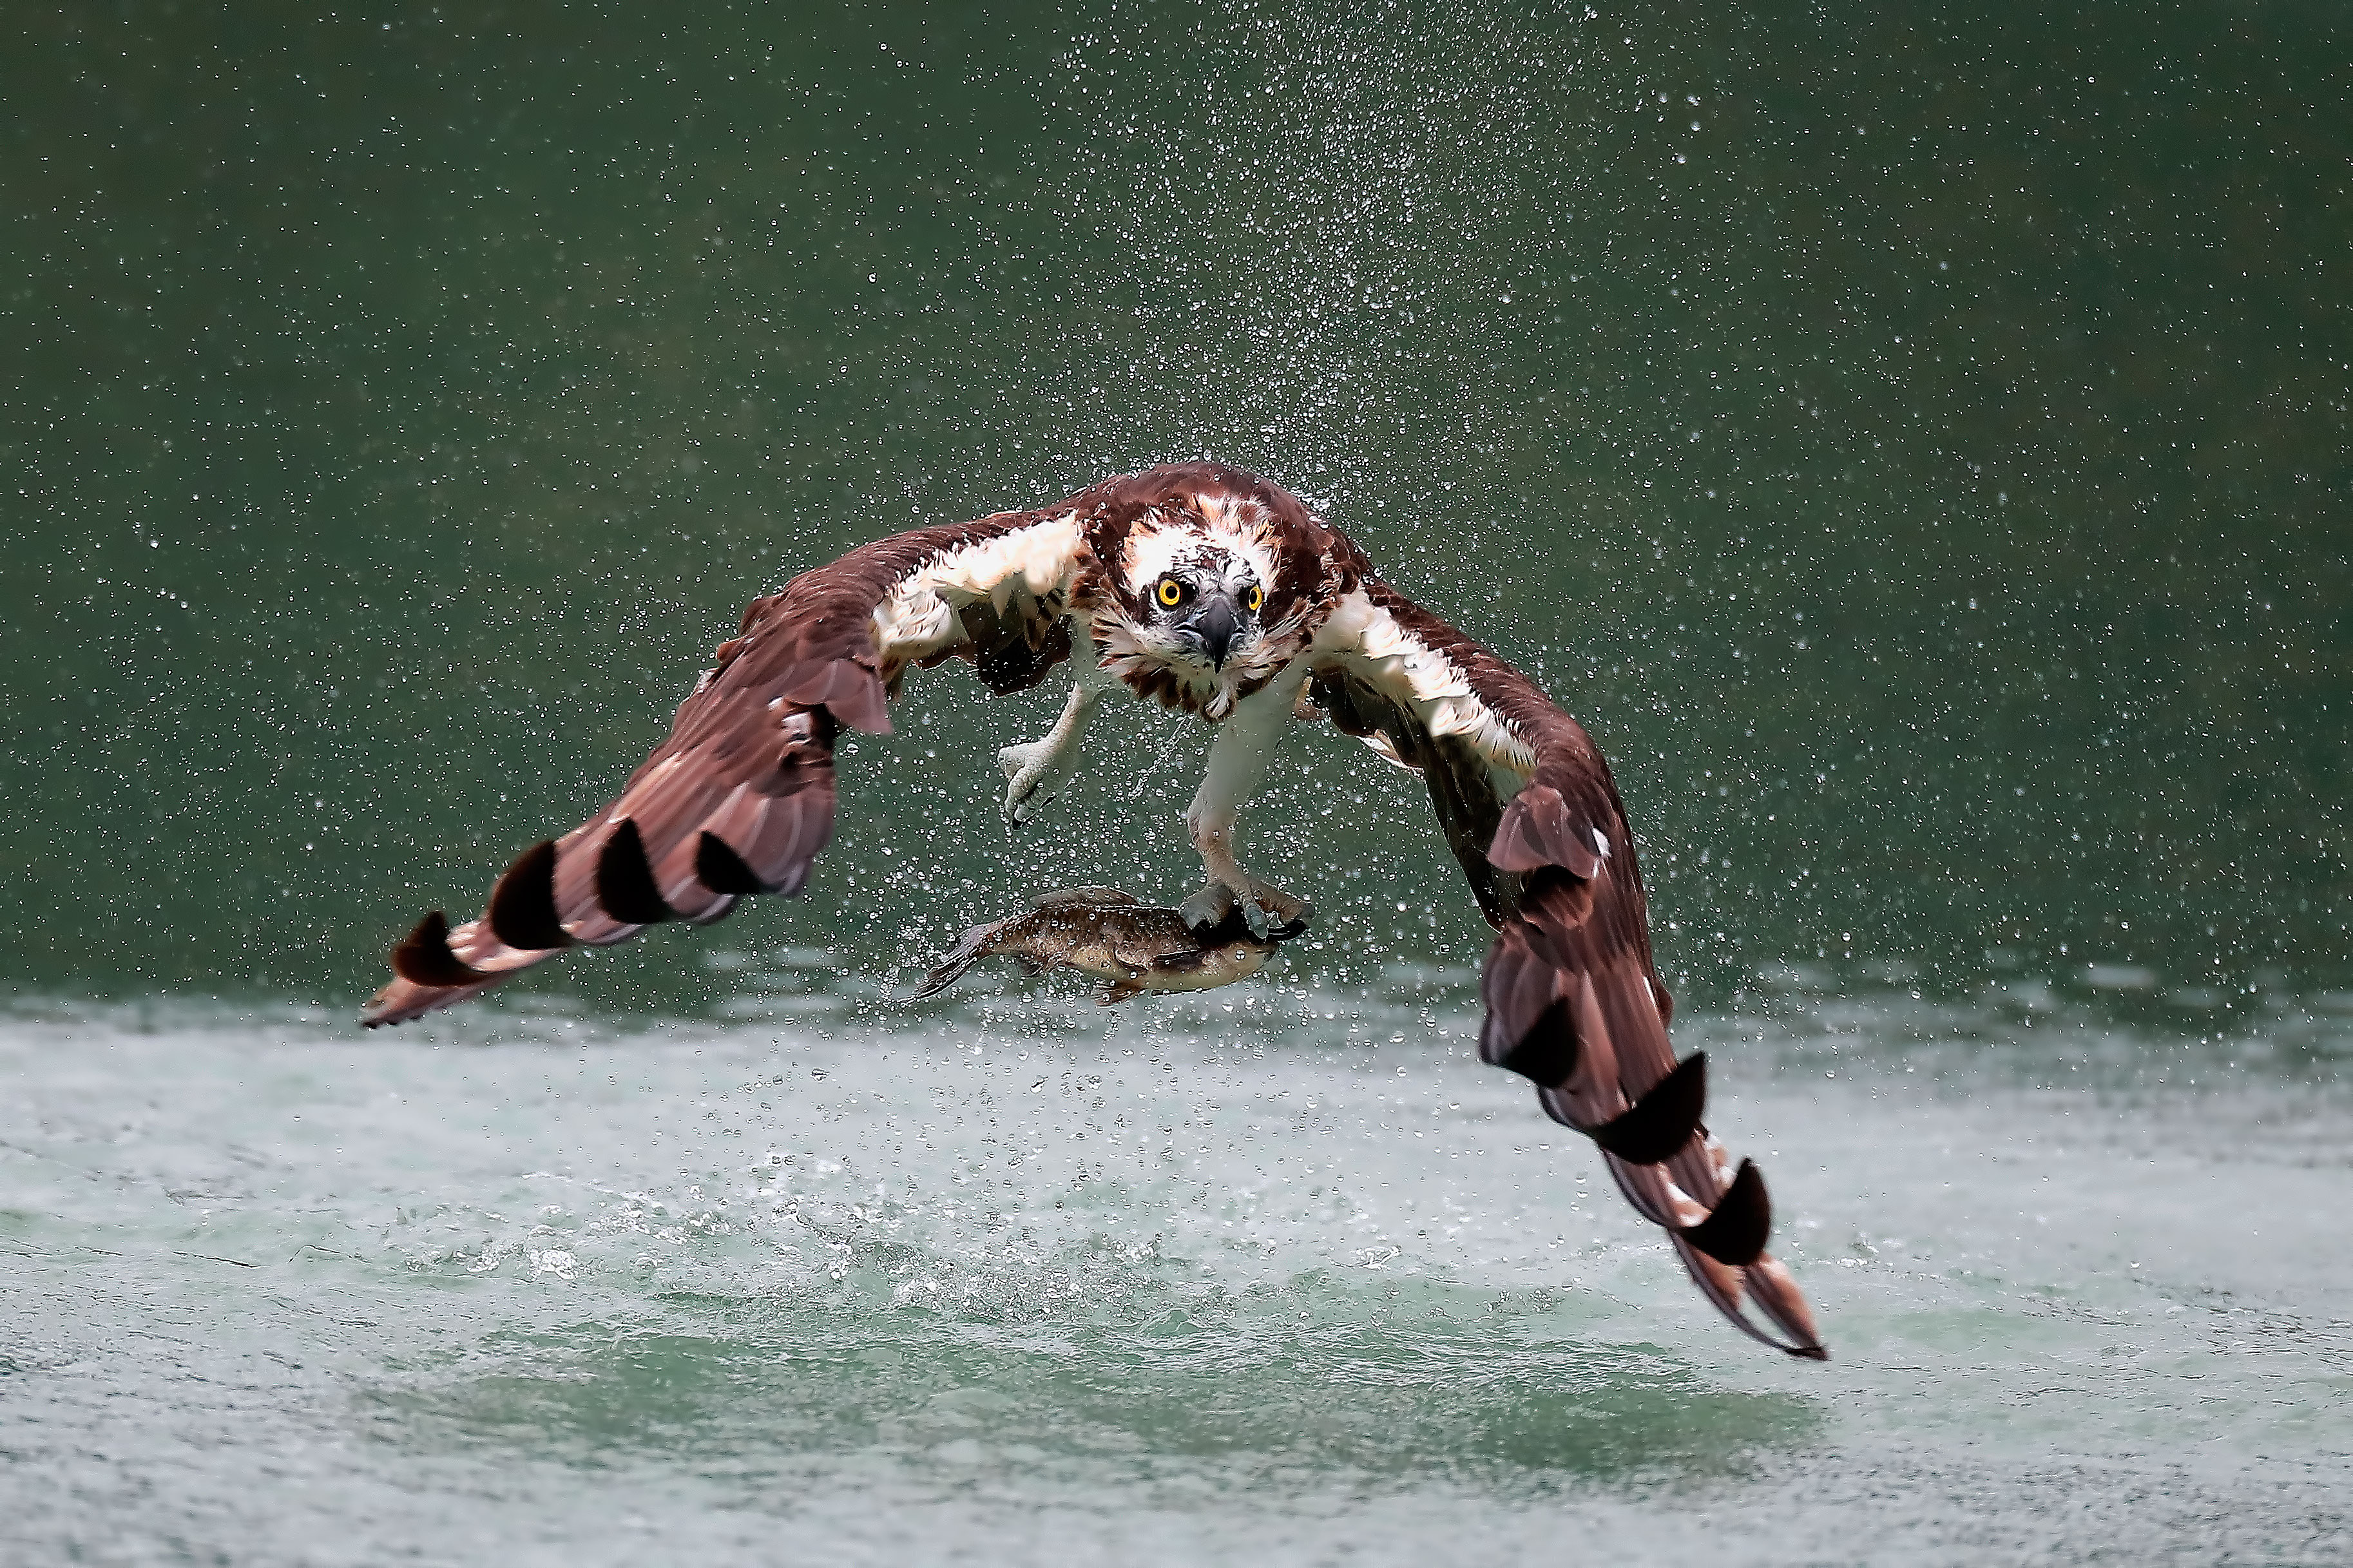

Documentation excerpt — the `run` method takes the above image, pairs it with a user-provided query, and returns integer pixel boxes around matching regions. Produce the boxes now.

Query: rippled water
[6,974,2348,1563]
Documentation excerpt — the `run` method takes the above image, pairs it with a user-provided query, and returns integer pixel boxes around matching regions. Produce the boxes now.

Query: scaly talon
[997,738,1072,826]
[1178,879,1242,939]
[1178,877,1313,944]
[996,680,1102,827]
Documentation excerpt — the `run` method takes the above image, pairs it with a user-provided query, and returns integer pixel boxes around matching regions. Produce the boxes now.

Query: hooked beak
[1178,591,1242,669]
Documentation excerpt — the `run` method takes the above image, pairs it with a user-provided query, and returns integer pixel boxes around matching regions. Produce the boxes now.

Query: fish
[911,887,1287,1004]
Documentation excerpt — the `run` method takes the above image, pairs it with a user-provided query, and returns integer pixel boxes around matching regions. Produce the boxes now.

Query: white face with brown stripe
[1129,538,1265,668]
[1085,500,1314,720]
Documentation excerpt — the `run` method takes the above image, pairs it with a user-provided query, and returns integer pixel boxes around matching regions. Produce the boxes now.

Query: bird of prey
[364,461,1827,1359]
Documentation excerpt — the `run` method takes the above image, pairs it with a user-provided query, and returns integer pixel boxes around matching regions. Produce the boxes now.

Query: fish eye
[1245,584,1264,613]
[1155,576,1184,607]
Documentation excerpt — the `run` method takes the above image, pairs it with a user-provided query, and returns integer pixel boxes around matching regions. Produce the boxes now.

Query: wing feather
[361,510,1087,1026]
[1309,578,1827,1359]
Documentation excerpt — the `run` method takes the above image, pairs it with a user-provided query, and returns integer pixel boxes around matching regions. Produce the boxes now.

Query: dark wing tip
[1495,997,1579,1086]
[695,830,771,895]
[1787,1344,1830,1362]
[596,818,676,925]
[389,910,490,988]
[1588,1051,1707,1165]
[486,839,571,951]
[1682,1158,1772,1267]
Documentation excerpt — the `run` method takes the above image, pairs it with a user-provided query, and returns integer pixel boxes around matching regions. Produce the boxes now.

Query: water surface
[6,988,2349,1563]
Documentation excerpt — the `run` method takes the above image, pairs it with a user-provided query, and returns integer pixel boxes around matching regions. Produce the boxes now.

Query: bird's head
[1136,546,1265,672]
[1079,464,1332,719]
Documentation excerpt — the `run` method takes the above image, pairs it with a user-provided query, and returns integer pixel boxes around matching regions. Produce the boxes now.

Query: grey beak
[1183,593,1242,669]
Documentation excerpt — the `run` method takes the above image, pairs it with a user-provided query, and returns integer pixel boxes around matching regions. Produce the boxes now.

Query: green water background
[6,1,2347,1019]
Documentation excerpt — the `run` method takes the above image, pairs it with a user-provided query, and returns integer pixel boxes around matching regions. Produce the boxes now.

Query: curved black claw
[1265,899,1314,943]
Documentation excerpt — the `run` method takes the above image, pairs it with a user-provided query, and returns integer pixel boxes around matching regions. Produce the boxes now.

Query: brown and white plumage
[364,461,1826,1360]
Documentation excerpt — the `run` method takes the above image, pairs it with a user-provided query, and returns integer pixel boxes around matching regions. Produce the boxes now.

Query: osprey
[365,462,1827,1360]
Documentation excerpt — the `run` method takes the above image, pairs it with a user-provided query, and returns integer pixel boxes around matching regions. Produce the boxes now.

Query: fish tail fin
[910,919,1006,1000]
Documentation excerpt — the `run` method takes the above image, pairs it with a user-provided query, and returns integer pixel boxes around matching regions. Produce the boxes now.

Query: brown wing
[1308,578,1827,1359]
[363,508,1089,1026]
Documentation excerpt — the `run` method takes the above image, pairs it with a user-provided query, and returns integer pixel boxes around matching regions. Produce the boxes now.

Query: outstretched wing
[1306,579,1827,1359]
[363,508,1089,1026]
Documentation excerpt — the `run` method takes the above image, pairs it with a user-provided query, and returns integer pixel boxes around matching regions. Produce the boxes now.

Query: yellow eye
[1156,577,1183,607]
[1245,584,1264,613]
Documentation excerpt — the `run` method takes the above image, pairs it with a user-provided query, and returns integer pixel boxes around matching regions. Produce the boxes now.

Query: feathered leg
[1179,663,1314,941]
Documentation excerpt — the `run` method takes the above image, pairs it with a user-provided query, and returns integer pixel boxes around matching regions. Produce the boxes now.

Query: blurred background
[6,1,2347,1024]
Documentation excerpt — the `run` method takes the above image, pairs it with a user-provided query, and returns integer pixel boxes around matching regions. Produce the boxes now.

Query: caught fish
[912,887,1291,1004]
